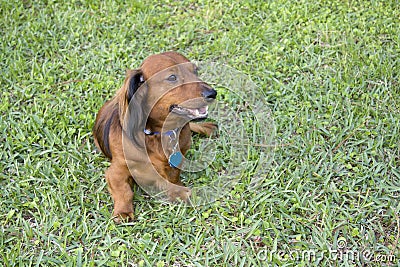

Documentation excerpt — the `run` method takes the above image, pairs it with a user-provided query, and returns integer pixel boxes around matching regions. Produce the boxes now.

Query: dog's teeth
[174,106,208,117]
[199,107,208,114]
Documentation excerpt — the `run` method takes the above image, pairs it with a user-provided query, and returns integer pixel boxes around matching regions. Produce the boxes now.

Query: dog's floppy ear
[125,69,145,102]
[119,68,148,148]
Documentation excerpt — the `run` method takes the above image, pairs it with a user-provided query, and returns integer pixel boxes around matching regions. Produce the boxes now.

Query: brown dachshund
[93,52,217,222]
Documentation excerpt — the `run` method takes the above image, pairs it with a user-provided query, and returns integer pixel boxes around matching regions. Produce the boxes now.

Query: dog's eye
[167,74,177,82]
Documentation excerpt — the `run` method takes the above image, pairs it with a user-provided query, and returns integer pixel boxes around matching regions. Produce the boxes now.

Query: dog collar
[143,128,179,136]
[143,129,160,135]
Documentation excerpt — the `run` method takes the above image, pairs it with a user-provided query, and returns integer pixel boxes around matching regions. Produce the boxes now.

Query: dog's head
[121,52,217,134]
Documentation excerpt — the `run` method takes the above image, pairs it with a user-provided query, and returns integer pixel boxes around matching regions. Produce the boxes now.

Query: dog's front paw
[190,122,218,137]
[201,122,218,137]
[112,212,134,224]
[167,186,192,203]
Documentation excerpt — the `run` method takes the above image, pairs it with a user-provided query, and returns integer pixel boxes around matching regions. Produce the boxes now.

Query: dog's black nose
[201,86,217,100]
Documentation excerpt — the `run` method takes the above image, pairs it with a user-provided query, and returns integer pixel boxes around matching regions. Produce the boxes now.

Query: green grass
[1,0,399,266]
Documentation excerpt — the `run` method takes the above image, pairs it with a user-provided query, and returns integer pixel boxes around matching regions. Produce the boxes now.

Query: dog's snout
[201,85,217,100]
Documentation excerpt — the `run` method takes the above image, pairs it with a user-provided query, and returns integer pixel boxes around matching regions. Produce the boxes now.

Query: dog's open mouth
[170,104,209,119]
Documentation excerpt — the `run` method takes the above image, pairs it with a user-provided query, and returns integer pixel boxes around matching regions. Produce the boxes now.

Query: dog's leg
[156,178,192,203]
[130,162,191,203]
[189,122,218,137]
[105,163,134,223]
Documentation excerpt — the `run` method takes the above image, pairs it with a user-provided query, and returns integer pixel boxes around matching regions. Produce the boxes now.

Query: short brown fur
[93,52,217,222]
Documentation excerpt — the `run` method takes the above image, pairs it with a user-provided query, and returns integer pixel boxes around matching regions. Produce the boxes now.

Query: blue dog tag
[169,151,182,168]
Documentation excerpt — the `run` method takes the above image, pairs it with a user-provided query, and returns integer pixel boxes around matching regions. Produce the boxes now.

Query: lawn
[1,0,399,266]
